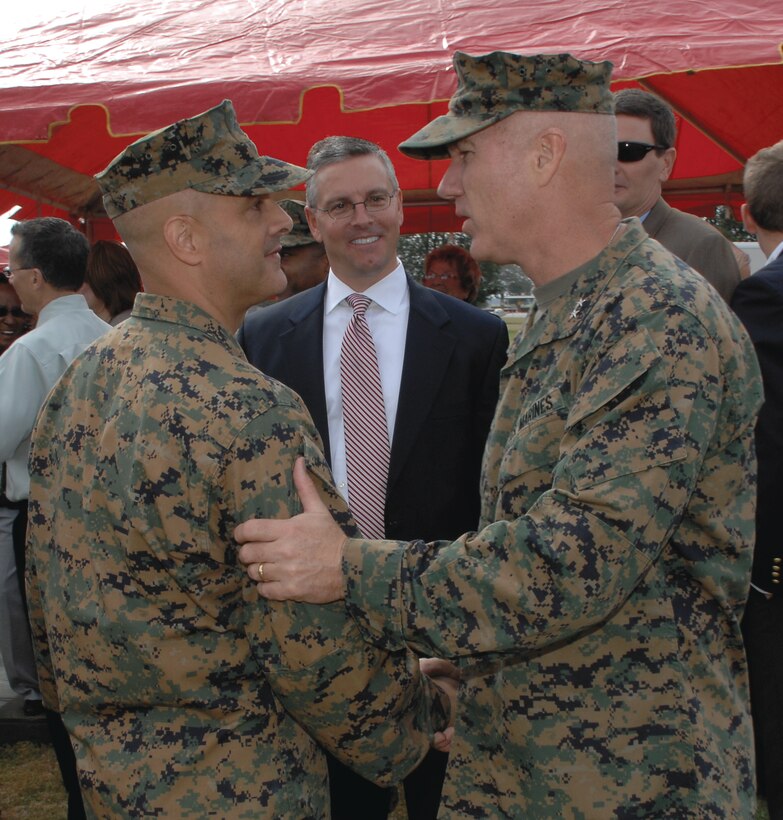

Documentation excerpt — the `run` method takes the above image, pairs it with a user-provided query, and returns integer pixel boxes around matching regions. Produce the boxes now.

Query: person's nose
[348,201,373,226]
[437,161,461,201]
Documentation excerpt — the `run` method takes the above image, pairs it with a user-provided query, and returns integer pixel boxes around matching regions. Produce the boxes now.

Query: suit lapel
[277,284,332,463]
[389,280,456,488]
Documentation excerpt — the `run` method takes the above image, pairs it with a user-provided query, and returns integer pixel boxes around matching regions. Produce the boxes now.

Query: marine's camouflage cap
[399,51,614,160]
[96,100,312,218]
[279,199,318,248]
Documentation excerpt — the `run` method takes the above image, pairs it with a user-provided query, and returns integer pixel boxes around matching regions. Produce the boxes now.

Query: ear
[162,214,200,266]
[28,268,45,292]
[305,206,324,244]
[396,188,405,228]
[659,147,676,182]
[740,203,758,235]
[535,128,567,187]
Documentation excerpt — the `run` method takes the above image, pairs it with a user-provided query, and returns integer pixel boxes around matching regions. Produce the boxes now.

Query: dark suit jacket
[731,255,783,595]
[643,197,741,303]
[238,277,509,542]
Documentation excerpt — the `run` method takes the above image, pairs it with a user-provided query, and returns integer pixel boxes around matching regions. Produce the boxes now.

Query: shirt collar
[36,293,91,325]
[325,260,408,316]
[508,218,646,364]
[131,293,243,356]
[768,239,783,263]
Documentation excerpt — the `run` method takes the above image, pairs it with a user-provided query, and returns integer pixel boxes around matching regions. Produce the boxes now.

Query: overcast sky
[1,209,20,248]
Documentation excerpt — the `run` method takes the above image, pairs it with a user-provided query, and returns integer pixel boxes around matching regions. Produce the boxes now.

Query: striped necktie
[340,293,390,539]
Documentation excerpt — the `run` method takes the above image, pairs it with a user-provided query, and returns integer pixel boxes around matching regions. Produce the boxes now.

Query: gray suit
[643,197,741,302]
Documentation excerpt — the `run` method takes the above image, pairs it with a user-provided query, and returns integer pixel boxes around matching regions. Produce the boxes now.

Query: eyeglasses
[0,306,27,318]
[423,272,458,282]
[314,191,398,221]
[2,266,33,279]
[617,141,669,163]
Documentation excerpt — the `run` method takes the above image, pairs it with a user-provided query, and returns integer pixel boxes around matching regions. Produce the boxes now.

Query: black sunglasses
[0,306,27,318]
[617,141,669,163]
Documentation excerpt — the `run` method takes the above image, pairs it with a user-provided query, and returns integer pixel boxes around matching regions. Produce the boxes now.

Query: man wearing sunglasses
[613,88,744,302]
[235,51,762,817]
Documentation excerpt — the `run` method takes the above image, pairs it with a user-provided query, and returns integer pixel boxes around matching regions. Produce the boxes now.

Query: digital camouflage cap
[96,100,312,218]
[279,199,318,248]
[399,51,614,160]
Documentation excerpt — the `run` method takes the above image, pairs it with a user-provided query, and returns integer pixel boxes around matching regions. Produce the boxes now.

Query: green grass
[0,741,67,819]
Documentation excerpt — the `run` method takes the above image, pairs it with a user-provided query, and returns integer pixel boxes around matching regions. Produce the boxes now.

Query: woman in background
[422,244,482,304]
[82,240,142,325]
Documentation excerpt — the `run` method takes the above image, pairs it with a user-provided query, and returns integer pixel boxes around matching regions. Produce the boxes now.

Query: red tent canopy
[2,0,782,236]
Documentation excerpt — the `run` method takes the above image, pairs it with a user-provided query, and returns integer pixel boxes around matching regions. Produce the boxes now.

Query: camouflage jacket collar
[131,293,244,358]
[507,218,646,367]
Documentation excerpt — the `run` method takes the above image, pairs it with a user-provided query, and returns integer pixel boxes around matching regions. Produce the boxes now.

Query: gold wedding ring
[257,563,264,582]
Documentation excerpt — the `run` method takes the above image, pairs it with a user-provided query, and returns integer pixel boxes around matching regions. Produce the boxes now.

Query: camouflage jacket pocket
[495,388,567,517]
[561,327,688,491]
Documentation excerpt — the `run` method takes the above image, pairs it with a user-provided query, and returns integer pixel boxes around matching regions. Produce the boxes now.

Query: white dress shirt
[323,261,410,503]
[0,293,111,500]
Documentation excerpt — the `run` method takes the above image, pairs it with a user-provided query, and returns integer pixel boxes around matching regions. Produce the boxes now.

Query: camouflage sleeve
[227,395,449,785]
[24,529,60,711]
[341,305,759,661]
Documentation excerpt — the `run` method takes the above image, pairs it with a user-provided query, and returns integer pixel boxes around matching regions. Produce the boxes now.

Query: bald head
[115,190,200,266]
[114,189,292,331]
[510,110,616,193]
[489,109,618,230]
[113,190,233,301]
[552,111,616,198]
[436,109,621,283]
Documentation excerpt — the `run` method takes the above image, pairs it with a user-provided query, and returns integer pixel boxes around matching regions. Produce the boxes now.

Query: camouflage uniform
[279,198,318,247]
[340,220,762,817]
[26,294,447,818]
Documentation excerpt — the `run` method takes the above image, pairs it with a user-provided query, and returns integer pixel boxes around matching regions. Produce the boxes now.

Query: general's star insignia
[570,298,586,319]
